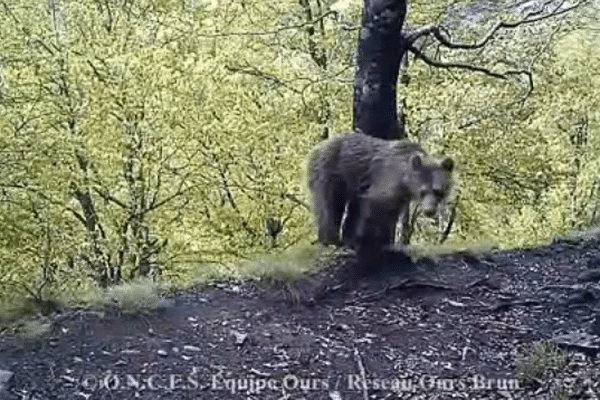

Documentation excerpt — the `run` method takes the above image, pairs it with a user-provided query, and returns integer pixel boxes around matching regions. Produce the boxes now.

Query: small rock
[590,313,600,336]
[566,290,598,305]
[61,375,77,384]
[329,391,342,400]
[264,362,290,369]
[157,349,168,357]
[183,345,202,352]
[248,368,270,377]
[0,370,14,392]
[552,332,600,357]
[230,330,247,346]
[578,268,600,283]
[445,299,466,308]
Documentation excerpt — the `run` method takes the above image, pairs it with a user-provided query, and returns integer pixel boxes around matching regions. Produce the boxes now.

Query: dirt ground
[1,237,600,400]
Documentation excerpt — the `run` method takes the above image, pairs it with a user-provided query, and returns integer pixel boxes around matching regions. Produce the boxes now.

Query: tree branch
[409,45,516,80]
[0,1,19,25]
[405,0,587,49]
[409,44,533,93]
[93,187,128,209]
[195,11,337,38]
[404,25,438,45]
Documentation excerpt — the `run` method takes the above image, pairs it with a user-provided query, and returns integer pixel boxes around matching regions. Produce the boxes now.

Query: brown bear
[306,132,454,249]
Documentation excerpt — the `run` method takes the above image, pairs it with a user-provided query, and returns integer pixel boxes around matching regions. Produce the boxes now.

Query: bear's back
[336,133,424,192]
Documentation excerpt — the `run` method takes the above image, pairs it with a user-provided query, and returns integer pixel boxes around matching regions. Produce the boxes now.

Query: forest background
[0,0,599,311]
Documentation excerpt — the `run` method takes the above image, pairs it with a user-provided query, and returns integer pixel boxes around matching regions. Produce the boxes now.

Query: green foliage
[88,278,172,314]
[405,240,499,262]
[0,0,346,299]
[242,245,336,282]
[404,4,600,248]
[0,0,599,311]
[0,302,54,341]
[408,0,471,26]
[556,226,600,242]
[178,262,242,289]
[11,318,53,341]
[0,298,57,331]
[516,341,569,384]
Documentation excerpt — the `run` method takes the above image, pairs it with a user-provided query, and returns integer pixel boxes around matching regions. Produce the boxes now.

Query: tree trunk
[121,111,162,280]
[346,0,409,247]
[353,0,408,140]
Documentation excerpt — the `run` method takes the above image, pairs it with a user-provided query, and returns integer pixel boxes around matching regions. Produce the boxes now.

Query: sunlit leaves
[405,6,600,247]
[1,0,599,304]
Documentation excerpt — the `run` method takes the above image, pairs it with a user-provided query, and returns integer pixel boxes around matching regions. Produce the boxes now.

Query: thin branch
[103,0,113,32]
[299,0,327,69]
[93,187,128,209]
[409,45,508,80]
[218,169,258,238]
[409,42,533,92]
[0,1,19,24]
[402,0,588,63]
[67,207,88,227]
[283,193,310,210]
[147,179,197,212]
[225,64,302,94]
[87,60,107,82]
[505,69,534,94]
[195,11,337,38]
[439,200,458,244]
[0,182,72,211]
[404,25,438,45]
[223,173,310,210]
[429,0,586,50]
[353,348,369,400]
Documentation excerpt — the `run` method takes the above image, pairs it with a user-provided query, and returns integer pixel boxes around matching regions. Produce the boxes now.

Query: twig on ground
[353,347,369,400]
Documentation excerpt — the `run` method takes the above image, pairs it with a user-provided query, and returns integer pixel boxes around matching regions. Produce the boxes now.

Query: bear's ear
[441,157,454,172]
[411,154,423,169]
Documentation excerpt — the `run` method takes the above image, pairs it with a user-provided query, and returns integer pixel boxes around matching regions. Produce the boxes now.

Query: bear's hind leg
[316,182,346,246]
[341,199,361,248]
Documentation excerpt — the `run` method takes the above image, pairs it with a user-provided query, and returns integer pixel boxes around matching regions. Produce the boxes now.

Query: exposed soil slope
[2,238,600,399]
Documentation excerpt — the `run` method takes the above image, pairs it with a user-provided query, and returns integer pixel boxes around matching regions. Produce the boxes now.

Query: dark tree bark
[344,0,409,249]
[353,0,408,140]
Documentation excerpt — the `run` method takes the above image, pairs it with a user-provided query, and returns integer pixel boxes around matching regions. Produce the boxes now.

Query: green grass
[86,278,173,314]
[14,317,53,340]
[242,245,337,282]
[554,226,600,242]
[515,341,569,384]
[0,314,53,342]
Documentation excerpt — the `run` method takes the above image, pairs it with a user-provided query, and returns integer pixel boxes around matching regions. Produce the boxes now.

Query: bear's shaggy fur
[306,132,454,249]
